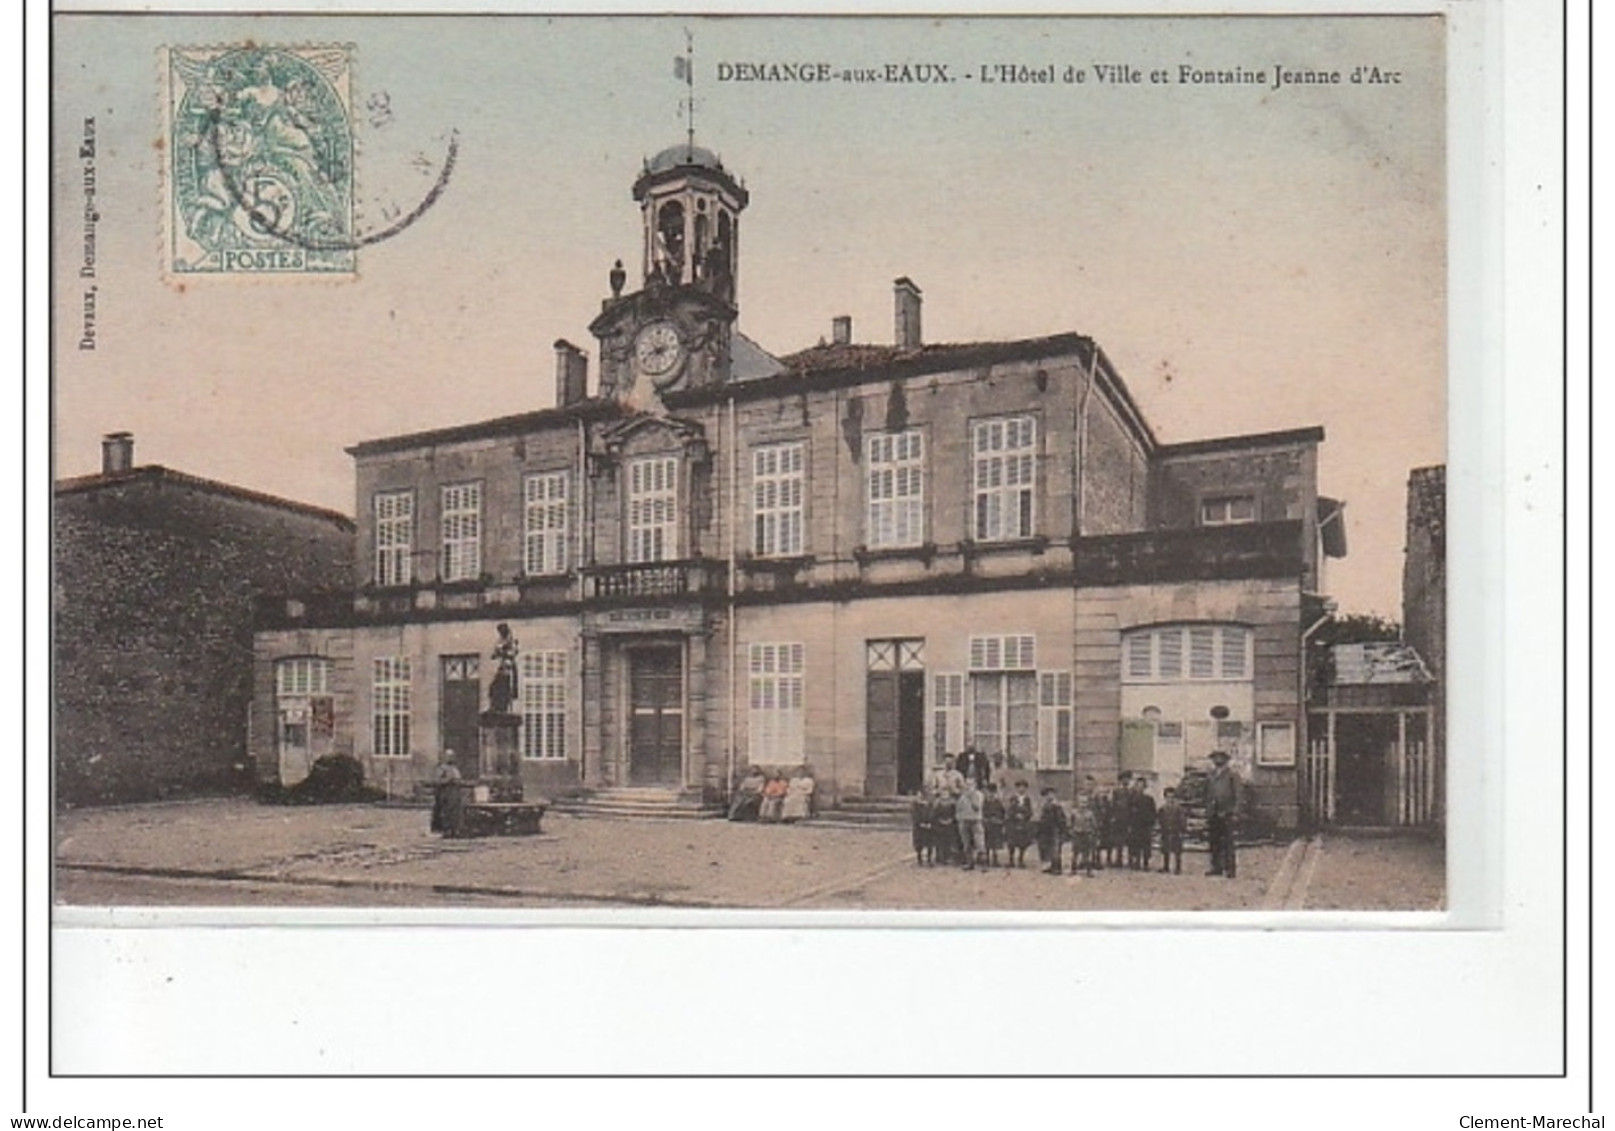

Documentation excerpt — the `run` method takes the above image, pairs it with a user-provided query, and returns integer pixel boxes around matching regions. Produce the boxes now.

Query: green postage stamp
[162,45,356,276]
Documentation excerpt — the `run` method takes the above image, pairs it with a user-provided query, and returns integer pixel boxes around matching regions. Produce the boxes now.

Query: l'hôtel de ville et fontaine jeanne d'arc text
[711,59,1405,90]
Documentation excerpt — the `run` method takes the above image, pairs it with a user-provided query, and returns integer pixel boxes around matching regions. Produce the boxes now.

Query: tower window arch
[656,201,686,279]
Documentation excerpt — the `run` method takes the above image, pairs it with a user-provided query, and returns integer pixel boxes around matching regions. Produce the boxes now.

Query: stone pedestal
[479,711,523,801]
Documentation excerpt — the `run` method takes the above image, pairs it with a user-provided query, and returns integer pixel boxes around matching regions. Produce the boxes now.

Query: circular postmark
[206,105,458,252]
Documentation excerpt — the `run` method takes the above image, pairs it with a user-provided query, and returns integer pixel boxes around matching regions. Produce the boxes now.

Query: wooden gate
[1304,709,1438,827]
[1396,738,1436,826]
[1303,735,1335,825]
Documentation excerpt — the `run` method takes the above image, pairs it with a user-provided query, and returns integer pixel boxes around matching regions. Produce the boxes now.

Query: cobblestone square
[53,798,1445,911]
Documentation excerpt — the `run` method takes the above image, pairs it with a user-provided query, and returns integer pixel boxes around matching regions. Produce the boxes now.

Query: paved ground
[52,798,1445,911]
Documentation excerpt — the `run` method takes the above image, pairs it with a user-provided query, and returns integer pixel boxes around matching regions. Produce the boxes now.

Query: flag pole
[684,28,695,151]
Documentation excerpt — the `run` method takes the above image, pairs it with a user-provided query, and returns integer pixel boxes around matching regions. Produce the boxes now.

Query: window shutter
[1038,672,1073,768]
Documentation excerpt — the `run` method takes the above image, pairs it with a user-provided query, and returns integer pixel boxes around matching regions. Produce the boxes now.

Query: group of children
[1052,773,1190,877]
[909,779,1035,871]
[909,757,1190,878]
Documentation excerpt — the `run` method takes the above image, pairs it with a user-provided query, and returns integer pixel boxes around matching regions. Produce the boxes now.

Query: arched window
[656,201,685,277]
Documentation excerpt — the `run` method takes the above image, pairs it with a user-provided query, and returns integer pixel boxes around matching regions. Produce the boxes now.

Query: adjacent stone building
[1402,463,1447,820]
[251,143,1347,828]
[55,433,355,806]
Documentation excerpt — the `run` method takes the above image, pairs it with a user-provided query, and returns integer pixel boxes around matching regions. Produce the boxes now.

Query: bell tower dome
[632,144,749,305]
[589,144,750,402]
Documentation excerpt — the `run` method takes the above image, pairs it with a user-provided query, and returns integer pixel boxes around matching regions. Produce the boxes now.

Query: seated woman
[758,772,789,823]
[728,766,767,821]
[781,766,815,823]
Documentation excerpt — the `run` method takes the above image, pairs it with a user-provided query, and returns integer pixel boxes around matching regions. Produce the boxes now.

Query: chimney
[831,315,852,346]
[553,340,589,407]
[893,277,922,349]
[101,431,134,474]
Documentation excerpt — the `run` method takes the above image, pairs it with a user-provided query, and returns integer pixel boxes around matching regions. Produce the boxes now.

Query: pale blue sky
[54,14,1444,616]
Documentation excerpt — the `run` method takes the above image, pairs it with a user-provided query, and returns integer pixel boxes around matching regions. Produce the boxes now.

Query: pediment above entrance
[590,412,710,464]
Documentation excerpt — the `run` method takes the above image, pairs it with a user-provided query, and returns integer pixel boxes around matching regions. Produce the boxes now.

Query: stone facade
[249,143,1343,828]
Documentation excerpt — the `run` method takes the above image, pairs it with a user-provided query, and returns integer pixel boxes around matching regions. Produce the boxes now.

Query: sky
[53,13,1445,617]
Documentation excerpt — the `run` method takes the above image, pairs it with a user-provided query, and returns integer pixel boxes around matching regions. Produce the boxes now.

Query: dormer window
[1199,494,1257,526]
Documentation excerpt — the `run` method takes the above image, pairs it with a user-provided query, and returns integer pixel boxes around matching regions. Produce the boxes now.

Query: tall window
[374,490,413,587]
[749,643,804,763]
[1038,671,1074,768]
[1122,624,1253,682]
[866,431,924,549]
[524,472,569,576]
[1200,495,1257,526]
[628,456,678,563]
[372,657,411,758]
[973,416,1036,541]
[753,443,805,557]
[932,672,964,759]
[968,634,1037,766]
[520,651,567,761]
[440,482,482,582]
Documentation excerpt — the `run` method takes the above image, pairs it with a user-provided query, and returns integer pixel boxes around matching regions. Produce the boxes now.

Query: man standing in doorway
[1205,749,1241,878]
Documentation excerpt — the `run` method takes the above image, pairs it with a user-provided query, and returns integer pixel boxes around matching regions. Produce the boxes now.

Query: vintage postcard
[53,12,1450,916]
[37,0,1582,1101]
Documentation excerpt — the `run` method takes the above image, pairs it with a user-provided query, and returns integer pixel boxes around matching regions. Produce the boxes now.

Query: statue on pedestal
[488,623,519,717]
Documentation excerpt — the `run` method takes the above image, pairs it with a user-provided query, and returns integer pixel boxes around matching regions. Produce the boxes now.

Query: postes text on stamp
[163,45,356,277]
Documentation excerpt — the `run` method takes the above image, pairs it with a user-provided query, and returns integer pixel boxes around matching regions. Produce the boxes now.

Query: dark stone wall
[1080,393,1149,535]
[54,478,353,806]
[1402,465,1445,782]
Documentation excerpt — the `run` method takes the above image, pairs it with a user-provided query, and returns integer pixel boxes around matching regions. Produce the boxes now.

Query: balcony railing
[584,559,723,601]
[1073,519,1305,586]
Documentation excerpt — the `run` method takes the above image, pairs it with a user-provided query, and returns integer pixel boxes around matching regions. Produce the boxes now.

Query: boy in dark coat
[1004,780,1036,868]
[931,790,959,866]
[1157,786,1187,875]
[1129,776,1157,871]
[911,792,936,866]
[1035,787,1068,875]
[1068,787,1098,878]
[981,782,1007,869]
[1090,788,1111,871]
[1107,773,1134,868]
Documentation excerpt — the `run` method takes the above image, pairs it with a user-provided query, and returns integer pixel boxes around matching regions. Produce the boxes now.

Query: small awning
[1328,642,1432,685]
[1318,497,1348,558]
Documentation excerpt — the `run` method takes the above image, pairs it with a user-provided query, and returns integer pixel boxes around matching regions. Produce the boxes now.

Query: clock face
[634,322,684,382]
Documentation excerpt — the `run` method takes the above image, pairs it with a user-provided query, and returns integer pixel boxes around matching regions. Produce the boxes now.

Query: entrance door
[629,646,684,785]
[441,655,483,778]
[866,639,925,796]
[1334,714,1396,825]
[276,657,334,786]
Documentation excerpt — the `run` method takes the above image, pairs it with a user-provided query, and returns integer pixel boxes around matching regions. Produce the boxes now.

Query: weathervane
[675,28,696,150]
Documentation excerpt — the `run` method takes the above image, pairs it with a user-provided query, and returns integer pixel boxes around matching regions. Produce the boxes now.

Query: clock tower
[589,143,749,407]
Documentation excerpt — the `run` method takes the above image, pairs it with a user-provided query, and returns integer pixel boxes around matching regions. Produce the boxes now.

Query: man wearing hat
[1205,749,1241,877]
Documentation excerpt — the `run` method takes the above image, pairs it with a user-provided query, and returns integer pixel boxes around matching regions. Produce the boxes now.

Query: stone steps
[550,787,719,821]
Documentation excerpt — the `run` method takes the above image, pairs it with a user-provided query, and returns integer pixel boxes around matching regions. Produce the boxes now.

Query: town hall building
[251,141,1346,829]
